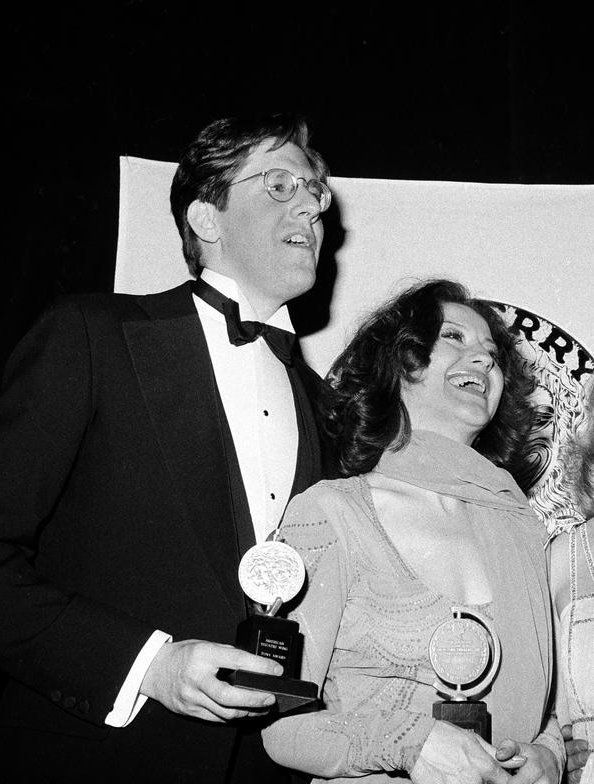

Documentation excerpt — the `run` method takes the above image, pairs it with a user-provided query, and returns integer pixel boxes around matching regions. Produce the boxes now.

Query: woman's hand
[561,724,592,784]
[495,738,559,783]
[410,721,525,784]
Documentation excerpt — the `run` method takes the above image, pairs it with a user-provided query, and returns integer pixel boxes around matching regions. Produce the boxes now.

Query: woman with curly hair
[262,279,564,783]
[549,381,593,783]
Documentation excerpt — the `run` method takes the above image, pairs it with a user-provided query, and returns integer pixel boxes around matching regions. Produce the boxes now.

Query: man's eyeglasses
[226,168,332,212]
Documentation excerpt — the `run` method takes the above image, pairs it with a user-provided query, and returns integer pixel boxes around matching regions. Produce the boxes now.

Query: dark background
[4,2,593,369]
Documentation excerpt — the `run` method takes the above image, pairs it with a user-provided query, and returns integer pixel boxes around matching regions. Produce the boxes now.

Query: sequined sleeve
[262,479,435,779]
[533,714,565,781]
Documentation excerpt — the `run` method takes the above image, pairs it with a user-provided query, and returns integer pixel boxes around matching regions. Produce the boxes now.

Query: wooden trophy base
[432,699,491,742]
[221,669,318,713]
[219,614,319,713]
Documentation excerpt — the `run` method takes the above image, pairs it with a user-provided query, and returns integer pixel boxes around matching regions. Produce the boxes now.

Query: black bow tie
[192,278,296,367]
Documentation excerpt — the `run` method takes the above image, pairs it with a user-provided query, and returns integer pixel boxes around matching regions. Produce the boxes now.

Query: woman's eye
[441,329,464,342]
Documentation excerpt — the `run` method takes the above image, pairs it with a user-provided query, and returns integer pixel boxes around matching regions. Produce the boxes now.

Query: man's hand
[411,721,525,783]
[496,739,559,784]
[140,639,282,722]
[561,724,591,784]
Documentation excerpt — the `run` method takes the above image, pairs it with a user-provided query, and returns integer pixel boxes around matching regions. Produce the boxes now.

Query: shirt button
[263,410,269,416]
[270,493,275,500]
[50,689,62,703]
[64,696,76,709]
[77,700,90,715]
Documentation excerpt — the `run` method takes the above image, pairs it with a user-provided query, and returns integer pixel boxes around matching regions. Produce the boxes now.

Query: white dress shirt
[106,269,299,726]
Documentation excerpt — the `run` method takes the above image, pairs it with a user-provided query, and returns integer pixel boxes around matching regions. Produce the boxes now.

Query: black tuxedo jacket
[0,282,326,783]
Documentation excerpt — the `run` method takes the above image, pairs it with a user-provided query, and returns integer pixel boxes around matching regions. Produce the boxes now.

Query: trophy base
[432,700,491,742]
[219,668,318,714]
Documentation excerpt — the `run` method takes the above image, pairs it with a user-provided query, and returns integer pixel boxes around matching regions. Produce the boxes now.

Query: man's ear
[187,200,220,244]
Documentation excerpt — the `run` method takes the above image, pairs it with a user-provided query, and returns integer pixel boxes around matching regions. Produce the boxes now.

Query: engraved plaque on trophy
[429,606,501,742]
[219,539,319,714]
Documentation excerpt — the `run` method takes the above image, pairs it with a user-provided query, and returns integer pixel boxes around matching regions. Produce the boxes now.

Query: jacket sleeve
[0,300,155,725]
[261,484,434,778]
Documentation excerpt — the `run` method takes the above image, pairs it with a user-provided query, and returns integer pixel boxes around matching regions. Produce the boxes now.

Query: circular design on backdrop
[488,301,593,536]
[238,540,306,606]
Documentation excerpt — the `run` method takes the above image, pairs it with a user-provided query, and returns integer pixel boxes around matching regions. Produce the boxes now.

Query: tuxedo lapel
[123,284,244,617]
[287,358,323,499]
[292,357,339,481]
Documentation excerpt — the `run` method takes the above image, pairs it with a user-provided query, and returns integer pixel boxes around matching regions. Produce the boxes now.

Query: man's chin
[287,271,318,302]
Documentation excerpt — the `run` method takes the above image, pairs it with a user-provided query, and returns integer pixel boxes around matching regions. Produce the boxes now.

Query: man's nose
[290,181,322,220]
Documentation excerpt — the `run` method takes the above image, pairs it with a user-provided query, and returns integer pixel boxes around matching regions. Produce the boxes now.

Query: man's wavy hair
[322,279,536,488]
[170,113,329,277]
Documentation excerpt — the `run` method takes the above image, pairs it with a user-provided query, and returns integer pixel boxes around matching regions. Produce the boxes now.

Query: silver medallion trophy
[429,606,501,741]
[221,539,318,713]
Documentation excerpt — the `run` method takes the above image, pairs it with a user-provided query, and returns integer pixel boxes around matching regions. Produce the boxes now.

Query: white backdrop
[115,156,593,378]
[115,156,593,529]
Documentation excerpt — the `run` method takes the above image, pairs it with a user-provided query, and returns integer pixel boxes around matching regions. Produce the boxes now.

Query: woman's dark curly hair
[322,278,536,488]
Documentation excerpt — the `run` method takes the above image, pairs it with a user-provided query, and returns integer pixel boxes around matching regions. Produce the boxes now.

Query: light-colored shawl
[373,430,554,745]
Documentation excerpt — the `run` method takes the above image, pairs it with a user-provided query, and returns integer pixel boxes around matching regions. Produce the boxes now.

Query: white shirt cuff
[105,629,172,727]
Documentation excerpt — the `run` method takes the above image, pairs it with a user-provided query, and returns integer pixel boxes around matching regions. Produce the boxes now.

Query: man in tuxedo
[0,113,331,782]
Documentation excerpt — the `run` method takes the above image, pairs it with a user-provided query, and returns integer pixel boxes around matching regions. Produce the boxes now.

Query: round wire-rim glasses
[226,168,332,212]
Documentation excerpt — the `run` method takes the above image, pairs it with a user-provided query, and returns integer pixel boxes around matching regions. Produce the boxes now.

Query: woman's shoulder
[285,476,374,518]
[280,476,375,550]
[549,518,594,608]
[550,517,594,553]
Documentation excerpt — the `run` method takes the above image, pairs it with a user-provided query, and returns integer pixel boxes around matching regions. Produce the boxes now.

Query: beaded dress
[262,431,563,782]
[551,519,594,784]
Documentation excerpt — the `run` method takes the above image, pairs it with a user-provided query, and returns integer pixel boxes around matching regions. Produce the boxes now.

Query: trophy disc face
[238,541,305,606]
[429,617,491,687]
